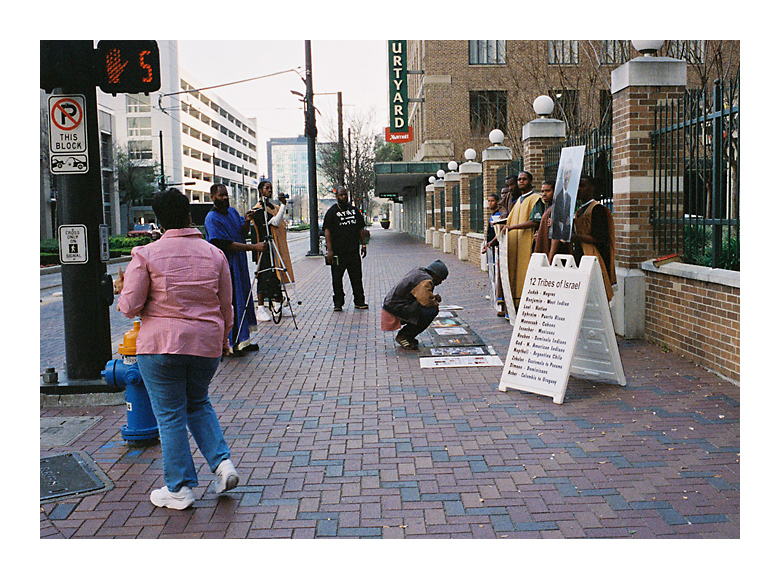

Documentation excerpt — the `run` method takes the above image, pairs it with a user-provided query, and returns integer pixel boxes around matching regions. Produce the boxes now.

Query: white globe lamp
[632,40,664,57]
[488,129,504,145]
[533,95,555,117]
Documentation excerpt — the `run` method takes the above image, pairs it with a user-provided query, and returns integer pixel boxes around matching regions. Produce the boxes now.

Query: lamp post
[304,40,320,255]
[337,91,344,187]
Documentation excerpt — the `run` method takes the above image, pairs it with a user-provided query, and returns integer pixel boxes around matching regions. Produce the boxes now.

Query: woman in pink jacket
[117,188,239,510]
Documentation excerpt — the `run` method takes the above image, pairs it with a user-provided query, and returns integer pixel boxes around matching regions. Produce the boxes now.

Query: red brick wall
[467,234,483,267]
[644,270,740,383]
[522,137,560,184]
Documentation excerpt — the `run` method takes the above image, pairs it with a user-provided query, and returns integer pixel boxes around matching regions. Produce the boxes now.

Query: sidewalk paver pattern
[40,229,739,539]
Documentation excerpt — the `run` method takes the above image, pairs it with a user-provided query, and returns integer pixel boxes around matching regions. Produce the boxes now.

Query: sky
[177,40,390,177]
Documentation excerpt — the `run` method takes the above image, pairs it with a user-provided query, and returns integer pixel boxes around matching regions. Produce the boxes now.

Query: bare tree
[317,108,383,215]
[502,40,739,140]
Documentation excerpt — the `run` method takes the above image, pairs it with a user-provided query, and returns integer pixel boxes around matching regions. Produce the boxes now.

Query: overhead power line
[158,67,304,112]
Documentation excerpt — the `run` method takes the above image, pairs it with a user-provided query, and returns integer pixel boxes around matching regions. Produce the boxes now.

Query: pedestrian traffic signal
[96,40,161,95]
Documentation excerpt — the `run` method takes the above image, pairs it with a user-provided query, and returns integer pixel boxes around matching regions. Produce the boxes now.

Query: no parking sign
[48,95,89,174]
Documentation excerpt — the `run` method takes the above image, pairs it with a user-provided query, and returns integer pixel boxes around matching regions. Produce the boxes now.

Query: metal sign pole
[50,41,113,382]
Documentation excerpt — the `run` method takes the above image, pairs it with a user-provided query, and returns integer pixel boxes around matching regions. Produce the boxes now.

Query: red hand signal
[106,48,128,84]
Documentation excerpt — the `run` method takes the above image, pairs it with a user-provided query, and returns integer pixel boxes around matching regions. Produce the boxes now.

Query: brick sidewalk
[40,228,739,538]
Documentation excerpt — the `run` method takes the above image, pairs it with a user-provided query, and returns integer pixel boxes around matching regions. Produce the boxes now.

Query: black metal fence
[651,76,739,271]
[495,159,524,195]
[469,176,483,233]
[452,183,461,231]
[544,125,613,209]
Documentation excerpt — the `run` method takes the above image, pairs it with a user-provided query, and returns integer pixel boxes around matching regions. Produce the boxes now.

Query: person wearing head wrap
[382,259,449,350]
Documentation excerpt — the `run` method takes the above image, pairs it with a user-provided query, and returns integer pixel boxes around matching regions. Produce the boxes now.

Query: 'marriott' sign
[388,40,411,141]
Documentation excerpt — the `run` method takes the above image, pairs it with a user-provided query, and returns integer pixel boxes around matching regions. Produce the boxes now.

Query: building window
[548,40,579,65]
[98,110,113,134]
[100,133,114,168]
[469,41,506,64]
[601,40,630,65]
[127,116,152,137]
[549,89,580,130]
[126,94,150,114]
[128,140,153,160]
[469,91,507,136]
[665,40,705,63]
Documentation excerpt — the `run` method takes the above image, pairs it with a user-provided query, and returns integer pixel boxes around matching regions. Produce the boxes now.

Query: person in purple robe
[204,183,266,356]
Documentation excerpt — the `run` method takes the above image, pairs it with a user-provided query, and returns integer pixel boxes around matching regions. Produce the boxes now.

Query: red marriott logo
[385,126,413,143]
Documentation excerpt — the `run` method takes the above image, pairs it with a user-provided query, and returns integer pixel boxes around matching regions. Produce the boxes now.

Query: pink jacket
[118,228,234,357]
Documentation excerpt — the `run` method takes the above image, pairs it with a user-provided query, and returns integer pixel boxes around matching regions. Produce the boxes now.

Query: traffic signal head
[96,40,161,95]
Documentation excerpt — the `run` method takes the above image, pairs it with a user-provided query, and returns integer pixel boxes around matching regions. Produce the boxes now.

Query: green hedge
[40,236,152,267]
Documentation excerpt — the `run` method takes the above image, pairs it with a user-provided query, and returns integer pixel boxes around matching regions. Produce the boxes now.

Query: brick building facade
[375,40,740,384]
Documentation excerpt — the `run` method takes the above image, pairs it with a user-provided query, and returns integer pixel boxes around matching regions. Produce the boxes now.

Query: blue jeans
[137,354,230,492]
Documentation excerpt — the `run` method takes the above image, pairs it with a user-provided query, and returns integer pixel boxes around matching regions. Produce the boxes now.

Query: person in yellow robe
[571,175,616,301]
[501,171,545,310]
[250,180,294,321]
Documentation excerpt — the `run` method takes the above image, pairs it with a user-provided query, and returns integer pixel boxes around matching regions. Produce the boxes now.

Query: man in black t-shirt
[323,186,368,311]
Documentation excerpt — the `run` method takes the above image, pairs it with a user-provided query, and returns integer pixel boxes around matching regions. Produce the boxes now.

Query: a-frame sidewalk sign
[499,253,626,404]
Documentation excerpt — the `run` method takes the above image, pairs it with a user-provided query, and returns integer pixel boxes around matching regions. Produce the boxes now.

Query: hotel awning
[374,161,448,200]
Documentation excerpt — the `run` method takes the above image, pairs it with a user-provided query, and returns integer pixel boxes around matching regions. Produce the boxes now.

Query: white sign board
[48,95,89,174]
[421,355,503,369]
[499,254,626,404]
[497,224,517,325]
[58,225,88,264]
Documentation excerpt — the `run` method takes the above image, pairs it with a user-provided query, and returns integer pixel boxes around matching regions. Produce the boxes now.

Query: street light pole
[304,40,320,256]
[159,130,166,189]
[337,91,344,188]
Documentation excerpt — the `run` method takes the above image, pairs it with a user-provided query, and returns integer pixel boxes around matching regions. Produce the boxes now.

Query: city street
[39,230,314,375]
[40,228,740,542]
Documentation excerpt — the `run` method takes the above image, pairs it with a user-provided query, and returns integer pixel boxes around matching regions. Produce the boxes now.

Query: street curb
[40,255,132,276]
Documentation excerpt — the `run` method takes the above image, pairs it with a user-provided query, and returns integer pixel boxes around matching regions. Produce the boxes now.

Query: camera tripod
[235,200,298,341]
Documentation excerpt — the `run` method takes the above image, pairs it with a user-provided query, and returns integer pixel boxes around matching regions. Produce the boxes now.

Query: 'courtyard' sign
[387,41,411,141]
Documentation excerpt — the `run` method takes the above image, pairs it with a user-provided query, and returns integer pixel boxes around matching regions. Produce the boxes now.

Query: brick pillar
[611,54,687,338]
[433,177,445,249]
[459,174,472,235]
[425,183,434,244]
[481,142,513,234]
[459,157,482,262]
[521,117,566,184]
[459,158,482,235]
[444,170,458,231]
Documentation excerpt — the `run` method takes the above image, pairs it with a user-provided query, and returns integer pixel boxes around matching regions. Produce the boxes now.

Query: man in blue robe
[204,183,266,356]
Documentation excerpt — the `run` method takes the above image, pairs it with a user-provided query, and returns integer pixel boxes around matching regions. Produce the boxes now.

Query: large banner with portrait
[550,145,586,242]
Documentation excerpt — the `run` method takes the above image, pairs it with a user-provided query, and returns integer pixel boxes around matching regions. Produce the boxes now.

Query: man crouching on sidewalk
[382,259,448,350]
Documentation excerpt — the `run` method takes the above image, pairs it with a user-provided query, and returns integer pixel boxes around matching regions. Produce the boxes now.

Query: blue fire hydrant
[102,320,159,444]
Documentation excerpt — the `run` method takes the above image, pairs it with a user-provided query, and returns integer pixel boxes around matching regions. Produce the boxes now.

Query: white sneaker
[214,459,239,494]
[256,306,272,322]
[271,301,284,316]
[150,485,195,510]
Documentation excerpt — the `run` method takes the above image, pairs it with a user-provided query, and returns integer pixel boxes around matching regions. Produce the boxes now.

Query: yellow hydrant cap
[118,320,141,356]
